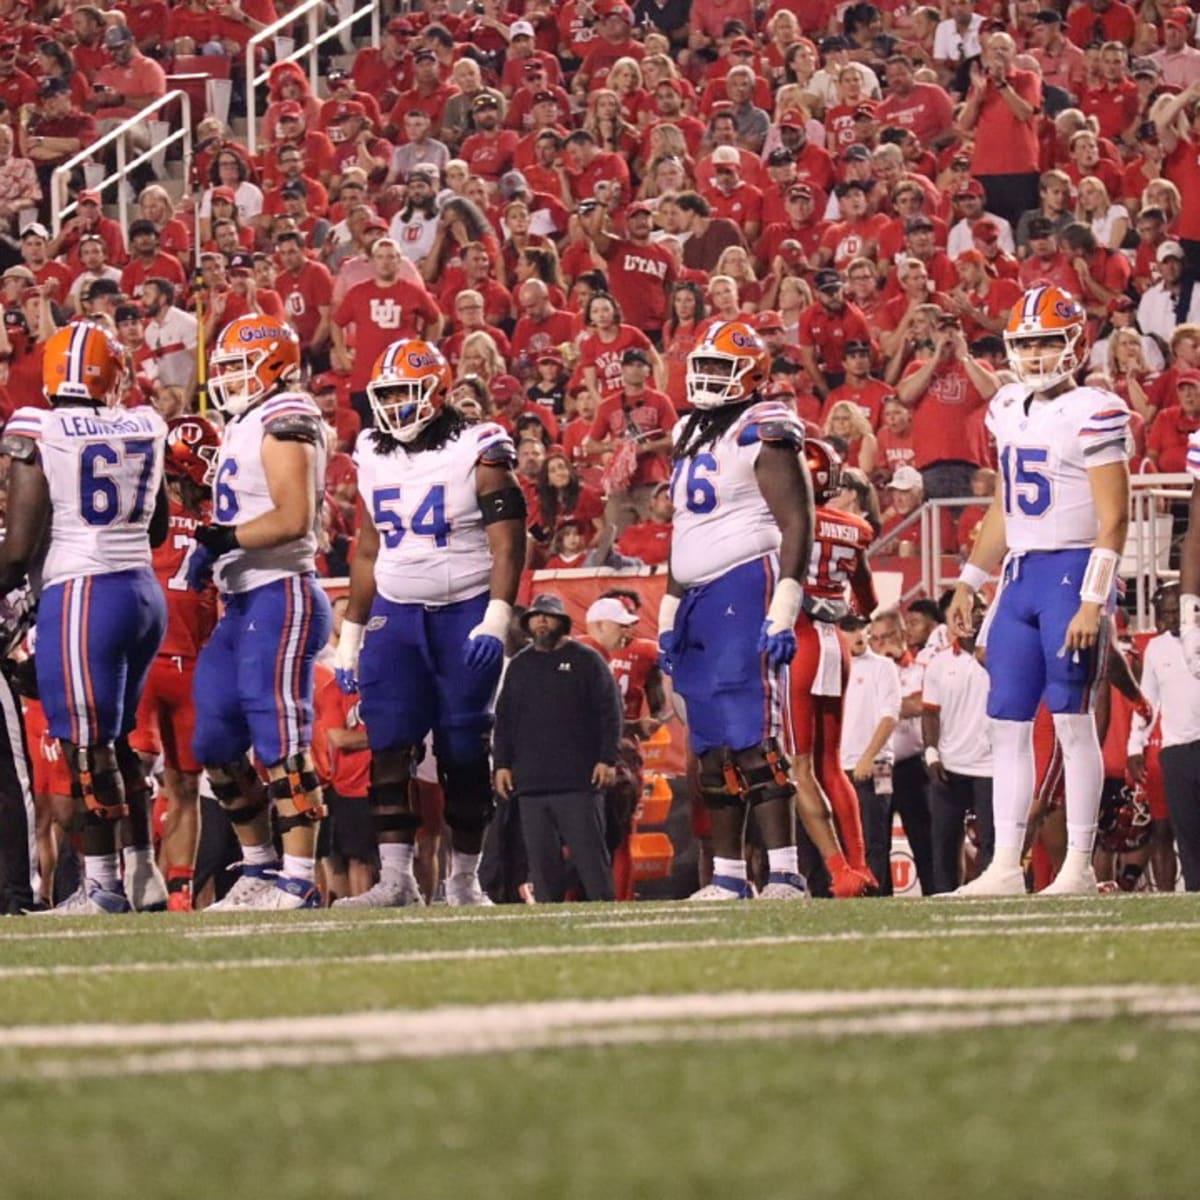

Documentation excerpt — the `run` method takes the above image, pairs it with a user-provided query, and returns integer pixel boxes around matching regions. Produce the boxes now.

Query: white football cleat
[757,871,807,900]
[944,864,1027,897]
[1040,863,1099,896]
[688,874,753,900]
[332,874,425,908]
[205,868,277,911]
[444,872,494,906]
[236,875,320,910]
[123,849,168,912]
[35,880,131,916]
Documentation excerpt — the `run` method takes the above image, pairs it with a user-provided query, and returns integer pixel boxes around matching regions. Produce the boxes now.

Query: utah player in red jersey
[789,440,878,898]
[579,592,672,900]
[129,416,220,910]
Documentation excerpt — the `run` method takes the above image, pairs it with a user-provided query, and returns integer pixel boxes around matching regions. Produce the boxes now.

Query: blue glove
[758,621,797,669]
[463,633,504,672]
[334,667,359,695]
[185,543,216,592]
[658,630,679,676]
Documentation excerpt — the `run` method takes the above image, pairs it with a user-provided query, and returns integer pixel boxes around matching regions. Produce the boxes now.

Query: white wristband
[335,619,364,671]
[476,599,513,641]
[658,593,680,635]
[765,578,803,634]
[923,745,941,767]
[1079,547,1120,605]
[1183,594,1200,627]
[957,563,989,593]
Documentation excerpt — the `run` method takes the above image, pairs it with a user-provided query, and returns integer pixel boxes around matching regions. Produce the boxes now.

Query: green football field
[2,895,1200,1200]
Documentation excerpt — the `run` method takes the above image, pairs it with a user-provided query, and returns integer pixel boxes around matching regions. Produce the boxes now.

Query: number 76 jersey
[985,383,1129,553]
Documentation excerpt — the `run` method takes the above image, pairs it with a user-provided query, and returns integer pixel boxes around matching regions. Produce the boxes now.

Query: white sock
[450,850,481,878]
[282,853,315,882]
[767,846,799,876]
[713,856,747,882]
[379,843,415,882]
[1052,712,1102,855]
[122,846,154,867]
[242,843,278,867]
[1058,847,1094,875]
[988,719,1034,855]
[84,853,120,890]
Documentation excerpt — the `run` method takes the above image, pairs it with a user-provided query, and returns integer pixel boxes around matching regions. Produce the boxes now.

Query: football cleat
[688,875,754,900]
[204,864,279,912]
[944,863,1027,898]
[36,879,132,916]
[332,875,425,909]
[757,871,808,900]
[237,874,321,911]
[123,849,168,912]
[444,873,495,907]
[1039,863,1099,896]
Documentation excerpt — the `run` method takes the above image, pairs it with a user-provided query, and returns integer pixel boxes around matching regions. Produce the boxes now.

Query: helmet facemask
[368,372,440,442]
[1004,327,1082,392]
[686,351,754,409]
[209,346,270,416]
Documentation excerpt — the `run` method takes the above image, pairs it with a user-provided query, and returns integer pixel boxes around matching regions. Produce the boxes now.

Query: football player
[658,320,815,900]
[0,322,169,914]
[187,314,332,911]
[789,439,878,898]
[129,416,220,912]
[947,285,1130,895]
[333,338,525,907]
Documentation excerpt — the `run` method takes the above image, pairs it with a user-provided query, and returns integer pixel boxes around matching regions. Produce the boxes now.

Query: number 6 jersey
[985,383,1129,553]
[4,404,166,589]
[668,400,806,588]
[355,421,516,606]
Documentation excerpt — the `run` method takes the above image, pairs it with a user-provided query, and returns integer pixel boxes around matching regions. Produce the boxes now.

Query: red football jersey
[808,505,876,614]
[154,500,218,659]
[580,635,658,721]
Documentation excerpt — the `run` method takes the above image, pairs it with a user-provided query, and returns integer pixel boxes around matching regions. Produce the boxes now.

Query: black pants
[519,789,614,902]
[977,172,1041,232]
[1160,743,1200,891]
[1181,239,1200,282]
[0,665,34,913]
[892,755,936,896]
[930,771,994,894]
[920,460,978,501]
[853,778,893,896]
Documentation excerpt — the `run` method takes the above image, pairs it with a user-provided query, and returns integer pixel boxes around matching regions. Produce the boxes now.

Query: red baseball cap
[955,248,985,266]
[278,100,304,120]
[78,190,102,206]
[1178,369,1200,386]
[954,179,986,199]
[971,218,1001,243]
[310,372,340,392]
[490,374,522,400]
[1166,6,1191,27]
[729,35,757,52]
[752,310,784,332]
[334,101,366,121]
[212,186,237,203]
[778,109,805,129]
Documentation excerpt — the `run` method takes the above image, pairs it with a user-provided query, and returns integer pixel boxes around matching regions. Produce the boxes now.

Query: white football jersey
[212,391,327,594]
[6,404,166,590]
[986,383,1129,554]
[355,421,515,605]
[669,400,805,588]
[1187,428,1200,481]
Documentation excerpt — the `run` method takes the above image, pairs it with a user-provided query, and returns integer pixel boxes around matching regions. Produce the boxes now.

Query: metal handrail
[51,89,193,243]
[246,0,380,157]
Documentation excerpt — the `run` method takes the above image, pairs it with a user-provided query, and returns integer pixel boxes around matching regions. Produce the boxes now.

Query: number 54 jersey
[5,404,166,589]
[986,383,1129,553]
[355,422,516,605]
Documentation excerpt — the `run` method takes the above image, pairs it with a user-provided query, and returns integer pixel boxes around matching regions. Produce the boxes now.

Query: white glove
[334,619,365,693]
[1182,595,1200,679]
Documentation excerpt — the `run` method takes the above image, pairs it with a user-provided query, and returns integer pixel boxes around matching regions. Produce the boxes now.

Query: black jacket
[493,638,623,795]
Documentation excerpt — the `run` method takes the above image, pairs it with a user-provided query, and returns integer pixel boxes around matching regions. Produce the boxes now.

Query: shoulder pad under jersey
[264,410,323,444]
[474,421,517,467]
[737,402,805,449]
[0,434,38,464]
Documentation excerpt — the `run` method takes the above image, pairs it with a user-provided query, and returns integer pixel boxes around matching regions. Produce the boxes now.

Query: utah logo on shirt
[370,298,404,329]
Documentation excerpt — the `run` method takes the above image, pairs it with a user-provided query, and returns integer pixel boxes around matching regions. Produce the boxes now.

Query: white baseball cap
[585,598,638,626]
[889,465,923,491]
[510,19,536,37]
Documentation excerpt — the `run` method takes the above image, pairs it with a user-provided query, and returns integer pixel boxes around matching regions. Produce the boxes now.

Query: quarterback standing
[188,314,332,911]
[947,286,1130,895]
[659,319,815,900]
[333,338,525,907]
[0,322,168,914]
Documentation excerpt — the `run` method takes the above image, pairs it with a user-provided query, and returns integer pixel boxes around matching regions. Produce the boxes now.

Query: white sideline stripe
[2,921,1200,981]
[5,985,1199,1079]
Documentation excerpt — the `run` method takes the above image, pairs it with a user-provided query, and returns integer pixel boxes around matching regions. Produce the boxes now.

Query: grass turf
[1,896,1198,1199]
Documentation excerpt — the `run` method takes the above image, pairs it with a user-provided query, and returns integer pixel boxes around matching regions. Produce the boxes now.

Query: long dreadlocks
[672,397,758,461]
[369,406,468,457]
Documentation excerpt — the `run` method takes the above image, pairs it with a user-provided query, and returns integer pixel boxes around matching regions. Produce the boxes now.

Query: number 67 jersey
[986,382,1130,552]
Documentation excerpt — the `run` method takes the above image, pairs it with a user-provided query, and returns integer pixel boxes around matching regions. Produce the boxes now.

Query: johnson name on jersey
[212,391,328,593]
[4,404,166,590]
[985,382,1129,553]
[355,421,516,606]
[669,400,805,588]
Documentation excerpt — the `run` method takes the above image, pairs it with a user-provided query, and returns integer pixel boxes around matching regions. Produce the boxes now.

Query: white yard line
[2,920,1200,981]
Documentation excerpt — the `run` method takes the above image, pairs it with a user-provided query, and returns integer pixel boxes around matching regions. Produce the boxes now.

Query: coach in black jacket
[493,594,622,901]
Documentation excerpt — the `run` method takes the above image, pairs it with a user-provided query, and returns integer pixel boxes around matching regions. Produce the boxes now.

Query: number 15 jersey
[985,383,1129,554]
[5,404,166,590]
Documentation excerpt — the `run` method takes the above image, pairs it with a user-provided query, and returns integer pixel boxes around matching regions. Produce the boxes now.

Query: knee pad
[267,751,327,828]
[369,748,422,837]
[733,739,796,807]
[438,756,495,837]
[207,758,268,826]
[68,743,127,821]
[698,748,745,811]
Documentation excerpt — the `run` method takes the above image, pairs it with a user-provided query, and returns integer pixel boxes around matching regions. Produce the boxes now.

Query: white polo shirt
[841,649,902,770]
[1128,632,1200,753]
[142,305,198,391]
[922,644,992,777]
[892,655,926,762]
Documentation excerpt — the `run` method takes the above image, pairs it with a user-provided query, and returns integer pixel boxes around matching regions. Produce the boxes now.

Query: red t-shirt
[902,357,990,468]
[820,214,890,269]
[958,278,1023,343]
[616,519,672,566]
[334,279,442,390]
[278,260,334,346]
[510,309,581,362]
[1147,406,1200,473]
[578,325,654,397]
[121,252,188,301]
[797,301,873,374]
[602,239,677,333]
[588,387,678,486]
[877,425,916,478]
[577,635,659,721]
[460,129,520,182]
[970,70,1042,176]
[1078,79,1139,141]
[875,83,954,146]
[821,378,893,429]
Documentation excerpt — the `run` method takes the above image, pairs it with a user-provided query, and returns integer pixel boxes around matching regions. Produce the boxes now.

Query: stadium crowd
[0,0,1198,912]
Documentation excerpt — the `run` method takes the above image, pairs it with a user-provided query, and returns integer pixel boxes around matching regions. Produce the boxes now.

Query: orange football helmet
[208,313,300,416]
[805,438,844,503]
[686,319,769,409]
[42,320,127,406]
[367,338,453,442]
[166,415,220,488]
[1004,285,1085,391]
